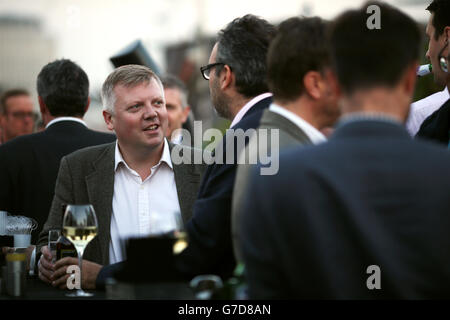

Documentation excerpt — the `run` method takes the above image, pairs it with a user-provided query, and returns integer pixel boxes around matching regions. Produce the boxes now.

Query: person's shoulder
[64,141,115,162]
[234,110,265,131]
[411,138,450,161]
[234,96,272,131]
[0,131,46,153]
[85,128,116,141]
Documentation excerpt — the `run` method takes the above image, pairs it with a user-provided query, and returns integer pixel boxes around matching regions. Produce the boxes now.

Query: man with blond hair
[37,64,205,290]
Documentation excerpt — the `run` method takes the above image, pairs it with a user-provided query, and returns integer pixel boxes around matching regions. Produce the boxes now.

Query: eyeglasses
[200,62,226,80]
[7,111,35,120]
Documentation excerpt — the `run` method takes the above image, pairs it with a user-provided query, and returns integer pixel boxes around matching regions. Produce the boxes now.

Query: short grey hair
[101,64,163,114]
[160,74,188,108]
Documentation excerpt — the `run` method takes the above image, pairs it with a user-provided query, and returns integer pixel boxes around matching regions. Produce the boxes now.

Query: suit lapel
[169,143,201,223]
[85,143,115,265]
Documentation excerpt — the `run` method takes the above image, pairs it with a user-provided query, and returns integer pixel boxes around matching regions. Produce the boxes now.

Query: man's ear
[303,71,323,100]
[219,65,233,90]
[102,110,115,131]
[445,26,450,40]
[182,106,191,123]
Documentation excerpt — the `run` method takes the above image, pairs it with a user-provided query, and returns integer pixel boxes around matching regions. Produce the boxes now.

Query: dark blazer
[232,109,313,261]
[239,120,450,299]
[38,141,206,266]
[0,120,116,243]
[175,96,272,280]
[416,98,450,146]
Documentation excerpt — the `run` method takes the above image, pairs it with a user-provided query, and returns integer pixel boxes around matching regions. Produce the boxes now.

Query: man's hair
[268,17,330,103]
[160,74,188,108]
[0,89,30,115]
[328,1,421,95]
[37,59,89,117]
[215,14,276,98]
[427,0,450,40]
[101,64,162,114]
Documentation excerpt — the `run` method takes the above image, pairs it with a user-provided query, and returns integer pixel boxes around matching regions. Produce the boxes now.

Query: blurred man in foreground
[239,2,450,299]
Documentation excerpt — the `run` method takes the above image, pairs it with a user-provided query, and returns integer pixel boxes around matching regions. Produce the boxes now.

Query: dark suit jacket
[416,98,450,146]
[0,120,116,243]
[239,120,450,299]
[175,96,272,280]
[38,141,206,266]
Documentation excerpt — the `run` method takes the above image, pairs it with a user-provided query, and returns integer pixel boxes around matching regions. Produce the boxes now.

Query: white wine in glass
[62,204,98,297]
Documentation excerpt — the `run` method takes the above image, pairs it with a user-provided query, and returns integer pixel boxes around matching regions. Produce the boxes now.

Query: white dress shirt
[230,93,272,129]
[45,117,87,129]
[406,87,450,136]
[269,103,327,144]
[109,139,181,264]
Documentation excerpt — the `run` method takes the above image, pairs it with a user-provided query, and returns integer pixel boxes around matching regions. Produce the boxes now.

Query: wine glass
[62,204,98,297]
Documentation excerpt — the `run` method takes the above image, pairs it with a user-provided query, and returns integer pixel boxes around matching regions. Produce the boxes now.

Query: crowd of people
[1,0,450,299]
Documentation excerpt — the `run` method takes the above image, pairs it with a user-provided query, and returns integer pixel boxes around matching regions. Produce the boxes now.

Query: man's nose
[23,114,34,123]
[143,104,157,119]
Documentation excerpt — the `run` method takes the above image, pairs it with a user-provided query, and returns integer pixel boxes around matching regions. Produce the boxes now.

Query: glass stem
[76,246,85,291]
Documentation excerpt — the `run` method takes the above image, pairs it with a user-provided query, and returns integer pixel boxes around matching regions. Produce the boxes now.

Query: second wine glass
[62,204,98,297]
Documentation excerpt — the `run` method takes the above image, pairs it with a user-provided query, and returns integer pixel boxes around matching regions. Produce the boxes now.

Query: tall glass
[171,211,188,255]
[62,204,98,297]
[48,229,60,264]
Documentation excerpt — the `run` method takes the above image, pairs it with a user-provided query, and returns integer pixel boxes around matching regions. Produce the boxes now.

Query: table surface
[0,276,196,300]
[0,276,106,300]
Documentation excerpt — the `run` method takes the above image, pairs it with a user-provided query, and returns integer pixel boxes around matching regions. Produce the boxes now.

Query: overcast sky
[0,0,432,90]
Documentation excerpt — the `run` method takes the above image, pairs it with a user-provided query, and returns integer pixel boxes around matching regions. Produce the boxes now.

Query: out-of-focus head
[328,1,421,96]
[160,74,190,141]
[37,59,90,117]
[268,17,340,127]
[101,64,167,152]
[425,0,450,86]
[205,14,276,119]
[0,89,34,142]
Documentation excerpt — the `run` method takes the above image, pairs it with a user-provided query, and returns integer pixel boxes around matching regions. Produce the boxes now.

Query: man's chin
[144,136,165,149]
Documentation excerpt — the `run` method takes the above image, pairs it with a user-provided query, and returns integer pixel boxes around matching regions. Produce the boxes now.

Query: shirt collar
[45,117,87,129]
[338,112,403,128]
[114,138,173,172]
[230,93,272,128]
[269,103,327,144]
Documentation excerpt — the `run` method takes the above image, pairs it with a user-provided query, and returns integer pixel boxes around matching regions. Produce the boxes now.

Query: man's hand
[51,258,102,290]
[38,246,55,284]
